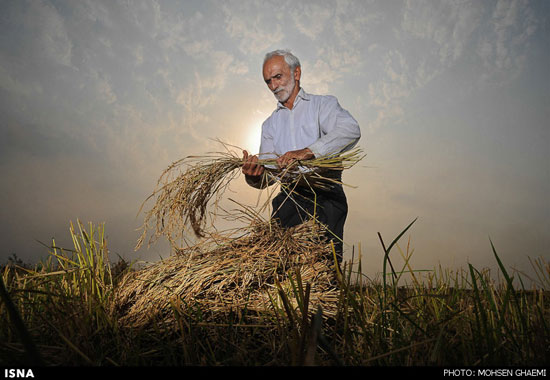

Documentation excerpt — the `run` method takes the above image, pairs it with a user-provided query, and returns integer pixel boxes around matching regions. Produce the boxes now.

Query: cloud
[291,3,333,40]
[222,0,284,54]
[399,0,538,86]
[476,0,538,84]
[333,0,385,43]
[299,3,385,93]
[366,49,411,131]
[175,41,250,143]
[364,0,540,130]
[26,1,74,68]
[401,0,482,66]
[301,59,337,94]
[0,63,43,97]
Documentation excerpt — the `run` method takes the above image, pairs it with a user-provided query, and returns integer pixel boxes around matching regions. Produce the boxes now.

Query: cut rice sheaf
[113,219,340,328]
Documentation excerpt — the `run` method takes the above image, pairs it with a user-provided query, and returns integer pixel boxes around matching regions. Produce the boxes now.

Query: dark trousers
[271,183,348,263]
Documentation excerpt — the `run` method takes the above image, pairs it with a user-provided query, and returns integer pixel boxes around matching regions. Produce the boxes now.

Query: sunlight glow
[245,118,263,155]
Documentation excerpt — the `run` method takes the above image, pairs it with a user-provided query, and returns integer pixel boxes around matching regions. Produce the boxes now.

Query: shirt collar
[276,87,310,110]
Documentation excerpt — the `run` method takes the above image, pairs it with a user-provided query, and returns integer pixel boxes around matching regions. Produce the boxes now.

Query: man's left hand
[276,148,315,168]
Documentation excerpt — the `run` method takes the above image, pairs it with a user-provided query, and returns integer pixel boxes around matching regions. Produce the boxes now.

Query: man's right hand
[242,150,265,177]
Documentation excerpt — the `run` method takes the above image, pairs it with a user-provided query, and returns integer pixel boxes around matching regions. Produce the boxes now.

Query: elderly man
[242,49,361,263]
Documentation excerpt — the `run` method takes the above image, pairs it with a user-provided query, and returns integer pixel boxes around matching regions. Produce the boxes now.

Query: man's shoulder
[303,91,338,106]
[301,88,336,99]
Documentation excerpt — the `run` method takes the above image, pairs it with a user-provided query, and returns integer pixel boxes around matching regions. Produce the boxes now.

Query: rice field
[1,219,548,367]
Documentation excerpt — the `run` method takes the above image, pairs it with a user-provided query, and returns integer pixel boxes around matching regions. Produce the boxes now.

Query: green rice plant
[0,220,132,366]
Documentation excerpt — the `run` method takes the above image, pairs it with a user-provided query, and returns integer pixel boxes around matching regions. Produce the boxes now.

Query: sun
[245,118,263,155]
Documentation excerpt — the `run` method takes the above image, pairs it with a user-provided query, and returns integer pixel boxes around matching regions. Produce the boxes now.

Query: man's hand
[242,150,264,177]
[276,148,314,168]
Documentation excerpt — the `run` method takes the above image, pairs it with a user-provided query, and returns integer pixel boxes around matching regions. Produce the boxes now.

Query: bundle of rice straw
[135,140,364,250]
[113,217,341,329]
[117,141,363,327]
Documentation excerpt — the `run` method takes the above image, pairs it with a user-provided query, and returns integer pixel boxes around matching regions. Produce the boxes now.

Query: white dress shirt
[259,87,361,160]
[247,88,361,188]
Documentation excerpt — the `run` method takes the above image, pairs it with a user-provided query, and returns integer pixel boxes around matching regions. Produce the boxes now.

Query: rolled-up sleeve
[307,96,361,158]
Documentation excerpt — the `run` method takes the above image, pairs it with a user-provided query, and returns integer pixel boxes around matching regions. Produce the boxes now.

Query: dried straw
[135,140,364,250]
[113,217,340,329]
[120,141,363,327]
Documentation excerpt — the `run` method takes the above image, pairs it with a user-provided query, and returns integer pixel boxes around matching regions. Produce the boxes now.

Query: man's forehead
[263,55,289,73]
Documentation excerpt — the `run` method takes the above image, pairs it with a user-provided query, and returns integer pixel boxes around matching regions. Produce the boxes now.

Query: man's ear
[294,66,301,82]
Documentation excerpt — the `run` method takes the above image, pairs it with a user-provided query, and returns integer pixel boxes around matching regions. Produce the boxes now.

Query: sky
[1,0,549,282]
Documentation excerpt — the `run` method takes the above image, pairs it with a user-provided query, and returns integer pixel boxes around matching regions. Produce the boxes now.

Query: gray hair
[263,49,301,72]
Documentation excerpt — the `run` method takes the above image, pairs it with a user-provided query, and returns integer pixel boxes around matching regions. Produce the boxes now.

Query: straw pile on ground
[113,218,340,329]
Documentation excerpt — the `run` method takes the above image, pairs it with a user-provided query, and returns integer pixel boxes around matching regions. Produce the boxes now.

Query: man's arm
[307,96,361,158]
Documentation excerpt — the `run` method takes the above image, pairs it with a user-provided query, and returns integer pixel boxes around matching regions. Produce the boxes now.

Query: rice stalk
[135,140,364,250]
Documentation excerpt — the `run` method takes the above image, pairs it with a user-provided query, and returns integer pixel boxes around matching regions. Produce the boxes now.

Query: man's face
[263,55,300,103]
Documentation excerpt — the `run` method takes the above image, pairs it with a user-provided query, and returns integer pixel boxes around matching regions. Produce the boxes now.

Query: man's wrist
[303,148,314,159]
[304,146,317,159]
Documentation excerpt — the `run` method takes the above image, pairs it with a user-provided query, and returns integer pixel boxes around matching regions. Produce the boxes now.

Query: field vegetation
[1,219,548,366]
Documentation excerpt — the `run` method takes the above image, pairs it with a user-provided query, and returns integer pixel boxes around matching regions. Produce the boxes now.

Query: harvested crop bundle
[121,141,363,326]
[113,218,341,329]
[135,140,364,251]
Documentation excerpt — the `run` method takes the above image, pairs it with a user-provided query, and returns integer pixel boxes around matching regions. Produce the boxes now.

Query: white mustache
[273,87,284,94]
